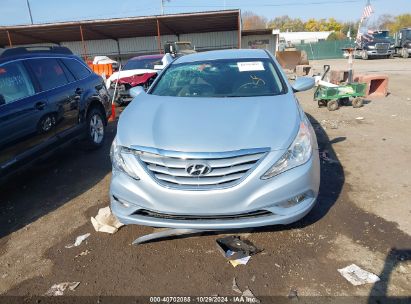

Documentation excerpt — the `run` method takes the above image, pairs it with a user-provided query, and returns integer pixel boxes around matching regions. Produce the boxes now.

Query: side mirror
[129,86,146,98]
[292,77,315,92]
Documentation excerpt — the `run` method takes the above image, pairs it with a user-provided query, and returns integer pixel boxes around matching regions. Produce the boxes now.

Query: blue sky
[0,0,410,26]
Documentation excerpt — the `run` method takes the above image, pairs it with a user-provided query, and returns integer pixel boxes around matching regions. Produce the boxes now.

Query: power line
[166,0,376,8]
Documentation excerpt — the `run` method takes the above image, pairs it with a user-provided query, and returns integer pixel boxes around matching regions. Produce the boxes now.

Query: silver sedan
[110,49,320,229]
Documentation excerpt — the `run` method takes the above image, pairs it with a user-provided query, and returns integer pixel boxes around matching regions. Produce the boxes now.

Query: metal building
[0,10,241,61]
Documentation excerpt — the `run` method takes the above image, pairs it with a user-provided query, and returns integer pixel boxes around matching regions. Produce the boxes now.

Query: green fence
[296,40,355,60]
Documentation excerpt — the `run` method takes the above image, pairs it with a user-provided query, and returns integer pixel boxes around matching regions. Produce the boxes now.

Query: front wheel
[85,107,106,149]
[327,99,339,111]
[402,48,409,59]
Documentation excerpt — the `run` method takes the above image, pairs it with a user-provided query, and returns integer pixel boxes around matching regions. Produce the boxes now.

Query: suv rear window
[62,58,91,80]
[27,58,69,91]
[0,61,35,105]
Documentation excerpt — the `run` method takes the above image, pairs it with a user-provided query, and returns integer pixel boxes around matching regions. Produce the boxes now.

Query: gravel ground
[0,57,410,302]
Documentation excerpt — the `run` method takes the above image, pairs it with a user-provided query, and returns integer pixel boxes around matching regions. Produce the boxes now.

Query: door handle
[35,101,46,110]
[75,88,84,95]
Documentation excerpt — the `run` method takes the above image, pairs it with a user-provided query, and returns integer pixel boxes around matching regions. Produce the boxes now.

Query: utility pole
[160,0,164,15]
[26,0,34,24]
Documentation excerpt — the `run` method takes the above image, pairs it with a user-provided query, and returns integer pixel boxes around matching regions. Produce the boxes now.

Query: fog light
[277,193,307,208]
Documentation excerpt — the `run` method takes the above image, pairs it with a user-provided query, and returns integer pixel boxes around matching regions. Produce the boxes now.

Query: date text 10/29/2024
[149,296,259,303]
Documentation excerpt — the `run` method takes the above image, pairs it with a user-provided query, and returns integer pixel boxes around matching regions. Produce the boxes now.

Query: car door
[0,60,55,171]
[26,58,79,138]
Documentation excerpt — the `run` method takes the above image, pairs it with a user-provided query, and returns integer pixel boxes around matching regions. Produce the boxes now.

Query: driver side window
[0,61,35,106]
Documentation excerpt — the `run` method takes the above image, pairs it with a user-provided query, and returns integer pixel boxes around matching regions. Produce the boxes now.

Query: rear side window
[62,58,91,80]
[27,58,69,91]
[0,61,35,105]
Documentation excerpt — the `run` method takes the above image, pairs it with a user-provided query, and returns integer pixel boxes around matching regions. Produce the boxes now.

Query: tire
[327,99,339,111]
[402,48,409,59]
[85,107,105,149]
[352,97,364,108]
[362,50,369,60]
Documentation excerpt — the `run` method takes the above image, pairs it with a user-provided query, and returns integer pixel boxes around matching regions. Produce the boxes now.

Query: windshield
[123,58,162,70]
[405,31,411,40]
[177,43,193,51]
[373,31,389,39]
[150,58,285,98]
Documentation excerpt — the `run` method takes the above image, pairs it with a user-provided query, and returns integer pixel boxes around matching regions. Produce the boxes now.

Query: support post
[237,13,241,49]
[6,30,13,47]
[79,25,88,61]
[116,39,121,62]
[156,19,162,54]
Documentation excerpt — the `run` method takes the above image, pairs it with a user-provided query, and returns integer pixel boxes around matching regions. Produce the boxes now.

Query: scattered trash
[75,250,91,258]
[232,278,260,303]
[91,207,124,234]
[229,256,251,267]
[407,98,410,101]
[288,288,298,299]
[251,275,256,282]
[65,233,90,249]
[45,282,80,296]
[319,150,339,164]
[356,117,365,120]
[232,278,242,294]
[275,263,281,268]
[338,264,380,286]
[216,236,262,267]
[242,288,260,303]
[391,114,397,117]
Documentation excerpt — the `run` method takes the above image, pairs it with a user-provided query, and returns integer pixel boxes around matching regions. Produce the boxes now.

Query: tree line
[242,11,411,40]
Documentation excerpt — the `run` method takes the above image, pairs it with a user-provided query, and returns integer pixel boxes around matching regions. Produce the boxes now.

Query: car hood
[107,69,157,87]
[117,93,300,152]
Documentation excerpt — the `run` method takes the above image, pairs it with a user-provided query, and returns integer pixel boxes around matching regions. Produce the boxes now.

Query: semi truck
[354,30,395,60]
[394,28,411,58]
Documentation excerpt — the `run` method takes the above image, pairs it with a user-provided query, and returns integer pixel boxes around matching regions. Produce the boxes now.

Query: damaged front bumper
[110,153,320,230]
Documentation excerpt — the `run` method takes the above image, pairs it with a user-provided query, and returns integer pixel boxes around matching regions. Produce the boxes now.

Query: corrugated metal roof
[0,10,240,47]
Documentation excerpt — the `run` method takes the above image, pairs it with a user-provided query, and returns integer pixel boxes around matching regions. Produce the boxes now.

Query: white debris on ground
[229,255,251,267]
[65,233,90,249]
[232,278,260,303]
[75,249,91,258]
[91,207,124,234]
[356,117,365,120]
[232,278,242,294]
[338,264,380,286]
[45,282,80,296]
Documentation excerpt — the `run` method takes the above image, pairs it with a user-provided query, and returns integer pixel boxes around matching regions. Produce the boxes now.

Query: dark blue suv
[0,46,111,178]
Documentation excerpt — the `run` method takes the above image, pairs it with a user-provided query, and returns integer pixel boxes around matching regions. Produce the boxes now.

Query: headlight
[367,45,375,50]
[261,120,312,179]
[110,139,139,180]
[390,44,395,49]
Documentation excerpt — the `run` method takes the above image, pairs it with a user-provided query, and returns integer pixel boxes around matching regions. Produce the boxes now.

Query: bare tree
[242,11,268,30]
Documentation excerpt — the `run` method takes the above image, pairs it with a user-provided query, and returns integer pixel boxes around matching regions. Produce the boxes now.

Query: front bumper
[110,150,320,230]
[367,49,395,56]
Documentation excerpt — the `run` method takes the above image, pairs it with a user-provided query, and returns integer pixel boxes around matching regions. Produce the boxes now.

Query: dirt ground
[0,57,410,302]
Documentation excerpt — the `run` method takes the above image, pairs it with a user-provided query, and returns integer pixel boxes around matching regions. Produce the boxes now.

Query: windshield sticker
[237,61,265,72]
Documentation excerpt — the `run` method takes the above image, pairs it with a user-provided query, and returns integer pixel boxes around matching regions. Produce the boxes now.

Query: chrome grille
[131,146,269,190]
[375,43,389,53]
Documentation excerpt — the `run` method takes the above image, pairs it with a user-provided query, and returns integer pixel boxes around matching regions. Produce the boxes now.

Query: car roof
[129,54,163,61]
[174,49,270,64]
[0,52,81,66]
